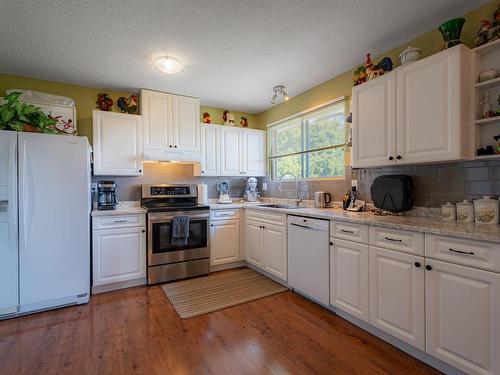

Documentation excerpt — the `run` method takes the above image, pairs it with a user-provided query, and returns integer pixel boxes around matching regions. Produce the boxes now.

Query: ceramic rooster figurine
[475,20,492,47]
[117,95,138,114]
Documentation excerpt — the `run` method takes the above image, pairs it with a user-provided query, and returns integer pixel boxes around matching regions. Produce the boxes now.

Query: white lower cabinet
[263,223,287,280]
[244,211,287,281]
[245,219,264,268]
[210,219,240,266]
[425,259,500,375]
[369,246,425,350]
[92,214,146,292]
[330,238,369,322]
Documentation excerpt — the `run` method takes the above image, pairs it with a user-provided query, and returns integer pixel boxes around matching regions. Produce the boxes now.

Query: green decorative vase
[438,18,465,49]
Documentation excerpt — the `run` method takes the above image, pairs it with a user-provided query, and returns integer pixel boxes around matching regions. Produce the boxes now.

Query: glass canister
[441,202,456,221]
[474,196,499,225]
[456,200,474,223]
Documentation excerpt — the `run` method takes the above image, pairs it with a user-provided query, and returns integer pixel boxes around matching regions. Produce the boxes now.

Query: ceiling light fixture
[154,56,184,74]
[270,85,289,105]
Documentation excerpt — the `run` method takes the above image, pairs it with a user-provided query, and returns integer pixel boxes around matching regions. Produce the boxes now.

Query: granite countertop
[243,205,500,243]
[91,201,147,217]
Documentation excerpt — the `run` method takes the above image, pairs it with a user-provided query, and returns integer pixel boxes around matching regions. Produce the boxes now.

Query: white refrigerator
[0,130,91,318]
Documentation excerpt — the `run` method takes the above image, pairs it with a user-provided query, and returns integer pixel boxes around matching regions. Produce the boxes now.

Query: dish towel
[171,215,190,246]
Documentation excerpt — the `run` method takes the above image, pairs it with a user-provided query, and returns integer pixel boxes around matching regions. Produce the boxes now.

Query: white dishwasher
[287,215,330,305]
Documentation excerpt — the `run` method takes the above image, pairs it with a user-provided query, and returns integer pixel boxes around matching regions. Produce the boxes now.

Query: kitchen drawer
[331,221,368,244]
[426,234,500,273]
[93,214,146,230]
[369,226,423,255]
[246,209,286,226]
[211,209,240,221]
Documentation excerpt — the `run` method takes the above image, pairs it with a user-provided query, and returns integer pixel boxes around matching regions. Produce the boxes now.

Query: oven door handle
[149,213,210,222]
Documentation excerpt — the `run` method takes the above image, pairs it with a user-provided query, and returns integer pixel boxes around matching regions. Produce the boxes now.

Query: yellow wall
[256,0,499,127]
[0,74,260,144]
[200,105,260,129]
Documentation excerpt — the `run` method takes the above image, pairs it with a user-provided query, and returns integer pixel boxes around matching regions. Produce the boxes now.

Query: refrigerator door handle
[19,142,33,251]
[7,138,18,249]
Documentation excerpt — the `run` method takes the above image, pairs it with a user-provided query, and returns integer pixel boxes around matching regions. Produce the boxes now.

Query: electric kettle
[314,191,331,208]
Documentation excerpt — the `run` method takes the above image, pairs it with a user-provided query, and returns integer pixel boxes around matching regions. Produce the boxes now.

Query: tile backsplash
[92,159,500,209]
[91,163,250,202]
[355,159,500,207]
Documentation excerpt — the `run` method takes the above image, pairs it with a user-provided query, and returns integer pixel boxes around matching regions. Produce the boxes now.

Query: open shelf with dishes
[474,37,500,159]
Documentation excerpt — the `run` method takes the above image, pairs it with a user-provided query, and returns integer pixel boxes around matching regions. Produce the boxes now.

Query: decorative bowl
[399,47,422,65]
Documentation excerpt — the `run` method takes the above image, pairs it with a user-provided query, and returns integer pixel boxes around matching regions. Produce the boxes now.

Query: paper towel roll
[197,183,208,204]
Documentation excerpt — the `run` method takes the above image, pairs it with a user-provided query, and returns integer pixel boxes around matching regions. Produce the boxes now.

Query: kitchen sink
[261,204,299,209]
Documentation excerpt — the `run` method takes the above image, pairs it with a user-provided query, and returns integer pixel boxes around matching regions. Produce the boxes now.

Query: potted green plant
[0,91,58,133]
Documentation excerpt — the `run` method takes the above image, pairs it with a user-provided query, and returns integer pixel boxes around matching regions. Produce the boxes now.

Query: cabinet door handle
[340,229,354,234]
[329,241,333,246]
[425,265,432,271]
[414,262,421,268]
[211,224,214,227]
[448,248,475,255]
[142,230,146,233]
[201,171,205,174]
[389,156,394,161]
[384,236,402,242]
[396,155,402,160]
[139,169,142,173]
[114,220,127,223]
[174,145,178,148]
[169,145,173,148]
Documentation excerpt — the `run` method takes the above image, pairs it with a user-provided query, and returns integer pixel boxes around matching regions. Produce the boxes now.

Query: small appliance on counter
[244,177,260,202]
[97,180,117,210]
[370,175,414,213]
[314,191,331,208]
[217,181,233,204]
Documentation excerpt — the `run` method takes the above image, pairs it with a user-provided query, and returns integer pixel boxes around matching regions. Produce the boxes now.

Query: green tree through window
[268,100,347,180]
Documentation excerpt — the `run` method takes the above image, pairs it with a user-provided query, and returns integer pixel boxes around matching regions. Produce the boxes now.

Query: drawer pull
[340,229,354,234]
[448,248,475,255]
[384,237,402,242]
[114,220,127,223]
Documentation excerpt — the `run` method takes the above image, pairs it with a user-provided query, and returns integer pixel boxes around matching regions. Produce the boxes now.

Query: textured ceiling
[0,0,489,113]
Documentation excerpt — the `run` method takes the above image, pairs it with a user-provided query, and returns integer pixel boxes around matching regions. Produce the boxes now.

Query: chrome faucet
[279,172,302,207]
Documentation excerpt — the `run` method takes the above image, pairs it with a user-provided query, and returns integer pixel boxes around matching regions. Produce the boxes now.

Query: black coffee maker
[97,180,117,210]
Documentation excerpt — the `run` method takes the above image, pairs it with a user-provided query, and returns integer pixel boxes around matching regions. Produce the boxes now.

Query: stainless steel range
[141,184,210,284]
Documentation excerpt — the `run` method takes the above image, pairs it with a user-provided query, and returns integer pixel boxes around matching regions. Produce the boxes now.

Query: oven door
[148,211,210,266]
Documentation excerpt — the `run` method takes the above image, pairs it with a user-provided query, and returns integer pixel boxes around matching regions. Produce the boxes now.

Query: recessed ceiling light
[154,56,184,74]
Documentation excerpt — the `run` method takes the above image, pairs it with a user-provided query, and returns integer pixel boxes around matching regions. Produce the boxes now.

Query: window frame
[267,97,348,181]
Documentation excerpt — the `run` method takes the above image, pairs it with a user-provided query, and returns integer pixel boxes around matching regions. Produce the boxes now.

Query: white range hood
[142,149,201,163]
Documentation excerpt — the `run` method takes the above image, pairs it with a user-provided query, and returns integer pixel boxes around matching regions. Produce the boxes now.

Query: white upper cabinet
[172,95,200,152]
[242,129,266,176]
[425,259,500,375]
[92,110,143,176]
[220,126,242,176]
[196,124,220,176]
[352,45,474,168]
[397,45,473,164]
[352,73,396,168]
[141,89,173,150]
[140,89,200,161]
[196,124,266,177]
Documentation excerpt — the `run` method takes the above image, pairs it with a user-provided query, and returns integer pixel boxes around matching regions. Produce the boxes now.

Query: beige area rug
[161,268,288,319]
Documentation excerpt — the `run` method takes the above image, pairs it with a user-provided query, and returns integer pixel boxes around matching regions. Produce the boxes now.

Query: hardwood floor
[0,284,440,375]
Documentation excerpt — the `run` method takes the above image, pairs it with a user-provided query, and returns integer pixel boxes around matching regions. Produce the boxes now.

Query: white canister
[441,202,456,221]
[474,196,499,225]
[197,183,208,205]
[456,200,474,223]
